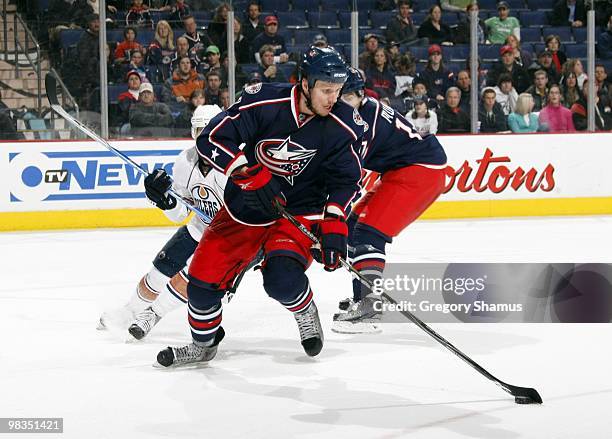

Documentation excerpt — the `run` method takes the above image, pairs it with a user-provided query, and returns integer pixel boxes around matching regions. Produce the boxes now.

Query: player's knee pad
[262,256,309,304]
[152,225,199,277]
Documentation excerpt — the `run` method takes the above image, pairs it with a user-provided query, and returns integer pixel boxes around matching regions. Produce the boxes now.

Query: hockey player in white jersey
[98,105,229,339]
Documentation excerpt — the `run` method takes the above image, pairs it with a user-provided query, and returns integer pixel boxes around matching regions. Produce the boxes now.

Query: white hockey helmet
[191,104,223,139]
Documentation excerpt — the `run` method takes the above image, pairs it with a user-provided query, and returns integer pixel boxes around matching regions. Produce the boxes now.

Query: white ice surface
[1,216,612,439]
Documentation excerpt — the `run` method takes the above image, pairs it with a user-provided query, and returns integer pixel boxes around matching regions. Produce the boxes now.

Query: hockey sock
[187,275,225,344]
[350,224,391,301]
[125,269,168,313]
[152,270,188,317]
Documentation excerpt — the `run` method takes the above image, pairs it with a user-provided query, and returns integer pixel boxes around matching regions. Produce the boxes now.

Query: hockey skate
[156,327,225,368]
[294,301,324,357]
[332,295,383,334]
[128,307,162,340]
[97,307,137,330]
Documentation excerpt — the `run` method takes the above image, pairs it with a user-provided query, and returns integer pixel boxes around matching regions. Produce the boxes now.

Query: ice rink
[2,216,611,439]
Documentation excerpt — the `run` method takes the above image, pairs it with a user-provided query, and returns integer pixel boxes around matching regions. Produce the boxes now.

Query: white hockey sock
[151,283,187,317]
[125,287,155,314]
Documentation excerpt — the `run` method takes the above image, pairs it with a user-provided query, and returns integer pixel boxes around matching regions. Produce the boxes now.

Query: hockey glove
[311,213,348,272]
[232,164,284,216]
[144,169,177,210]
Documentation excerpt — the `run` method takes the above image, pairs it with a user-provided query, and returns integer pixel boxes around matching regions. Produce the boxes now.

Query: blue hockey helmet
[342,67,366,96]
[299,46,348,89]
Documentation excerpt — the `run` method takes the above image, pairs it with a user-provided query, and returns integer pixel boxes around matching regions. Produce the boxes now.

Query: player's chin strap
[272,200,543,405]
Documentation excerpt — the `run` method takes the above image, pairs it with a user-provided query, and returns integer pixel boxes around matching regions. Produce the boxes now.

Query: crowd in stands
[5,0,612,139]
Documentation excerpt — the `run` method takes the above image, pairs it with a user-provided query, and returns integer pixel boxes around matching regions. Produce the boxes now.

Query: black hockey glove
[144,169,177,210]
[232,164,285,216]
[311,213,348,272]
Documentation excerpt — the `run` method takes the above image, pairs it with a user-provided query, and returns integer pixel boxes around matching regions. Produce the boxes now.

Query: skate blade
[331,321,382,334]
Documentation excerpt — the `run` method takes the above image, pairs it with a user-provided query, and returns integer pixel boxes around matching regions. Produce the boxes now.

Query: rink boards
[1,133,612,231]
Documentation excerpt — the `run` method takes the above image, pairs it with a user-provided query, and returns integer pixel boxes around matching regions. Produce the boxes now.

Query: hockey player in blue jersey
[156,46,364,367]
[333,68,448,334]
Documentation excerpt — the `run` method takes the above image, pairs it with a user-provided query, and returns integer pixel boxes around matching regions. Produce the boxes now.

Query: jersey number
[395,118,423,141]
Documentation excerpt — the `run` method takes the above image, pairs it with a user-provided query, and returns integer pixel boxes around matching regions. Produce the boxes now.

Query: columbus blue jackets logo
[255,137,317,185]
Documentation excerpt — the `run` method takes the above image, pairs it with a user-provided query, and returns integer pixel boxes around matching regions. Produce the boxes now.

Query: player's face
[307,80,343,116]
[340,92,362,109]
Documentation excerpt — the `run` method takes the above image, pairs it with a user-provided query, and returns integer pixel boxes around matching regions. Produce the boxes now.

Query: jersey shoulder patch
[237,82,293,109]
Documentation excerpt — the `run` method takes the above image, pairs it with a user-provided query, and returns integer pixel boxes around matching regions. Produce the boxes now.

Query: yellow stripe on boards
[1,197,612,232]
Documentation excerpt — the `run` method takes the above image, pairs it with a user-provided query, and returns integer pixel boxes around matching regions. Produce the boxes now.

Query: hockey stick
[44,73,213,223]
[274,201,543,405]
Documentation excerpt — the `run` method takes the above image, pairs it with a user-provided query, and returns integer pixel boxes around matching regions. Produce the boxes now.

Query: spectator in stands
[147,0,173,12]
[258,45,288,84]
[219,88,231,110]
[550,0,586,27]
[118,71,142,128]
[404,77,438,113]
[115,27,143,66]
[507,93,540,133]
[493,73,519,115]
[219,52,248,89]
[359,34,382,70]
[571,80,612,130]
[169,0,191,28]
[76,14,100,104]
[419,44,455,103]
[394,53,417,98]
[595,64,611,101]
[252,16,289,65]
[456,70,472,113]
[126,0,154,30]
[174,88,205,137]
[366,48,397,100]
[122,49,153,83]
[505,34,532,68]
[201,45,222,76]
[437,87,470,133]
[406,99,438,135]
[561,71,583,108]
[563,58,587,89]
[182,15,214,59]
[417,5,453,45]
[217,17,250,64]
[488,45,530,93]
[455,2,486,44]
[466,57,488,92]
[0,91,19,140]
[130,82,174,137]
[538,84,576,132]
[148,20,175,82]
[204,70,222,107]
[545,35,567,73]
[162,56,206,105]
[528,49,560,85]
[386,41,402,70]
[526,70,550,111]
[69,0,111,29]
[485,1,521,45]
[246,71,264,87]
[598,16,612,59]
[170,36,195,74]
[312,34,328,49]
[479,88,509,133]
[208,2,230,47]
[385,0,420,47]
[243,1,265,50]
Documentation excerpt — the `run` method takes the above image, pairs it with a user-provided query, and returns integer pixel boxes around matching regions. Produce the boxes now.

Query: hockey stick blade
[44,73,213,223]
[274,201,543,405]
